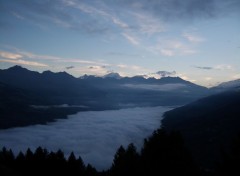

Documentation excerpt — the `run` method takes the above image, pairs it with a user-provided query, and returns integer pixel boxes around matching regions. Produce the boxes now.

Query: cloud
[0,51,22,59]
[183,33,205,43]
[122,33,139,45]
[106,52,141,57]
[233,74,240,79]
[156,71,176,77]
[177,73,196,83]
[205,77,213,81]
[130,12,165,35]
[160,49,174,56]
[15,50,61,61]
[74,65,109,75]
[1,47,109,67]
[3,0,239,36]
[215,64,233,70]
[0,59,47,67]
[148,39,197,56]
[194,65,233,70]
[0,50,48,67]
[65,66,74,69]
[194,66,213,70]
[118,0,240,21]
[64,59,108,66]
[145,71,176,79]
[88,66,106,69]
[112,64,151,77]
[0,106,171,170]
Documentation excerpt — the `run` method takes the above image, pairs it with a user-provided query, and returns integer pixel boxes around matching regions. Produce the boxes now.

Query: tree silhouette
[110,143,139,176]
[140,129,200,176]
[85,164,97,176]
[0,129,204,176]
[216,134,240,176]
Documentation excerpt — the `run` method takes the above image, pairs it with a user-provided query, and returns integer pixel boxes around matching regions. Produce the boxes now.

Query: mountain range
[0,65,239,129]
[0,65,210,107]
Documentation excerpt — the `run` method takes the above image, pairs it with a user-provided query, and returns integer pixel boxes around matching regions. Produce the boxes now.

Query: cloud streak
[194,64,234,70]
[122,33,139,45]
[194,66,213,70]
[183,33,205,43]
[0,59,47,67]
[148,39,197,56]
[0,51,23,59]
[118,0,240,21]
[65,66,74,70]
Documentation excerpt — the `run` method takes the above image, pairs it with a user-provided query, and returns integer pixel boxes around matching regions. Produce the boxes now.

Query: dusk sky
[0,0,239,86]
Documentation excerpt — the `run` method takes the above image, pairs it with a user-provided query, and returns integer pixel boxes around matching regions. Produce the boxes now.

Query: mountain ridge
[0,65,210,128]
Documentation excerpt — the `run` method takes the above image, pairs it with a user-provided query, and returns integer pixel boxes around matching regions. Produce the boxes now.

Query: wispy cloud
[130,12,165,35]
[183,33,205,43]
[233,74,240,79]
[78,65,109,76]
[116,64,148,72]
[194,66,213,70]
[205,77,213,81]
[0,59,47,67]
[106,52,141,57]
[177,73,196,83]
[122,33,139,45]
[215,64,233,70]
[194,64,234,70]
[120,0,240,21]
[159,49,174,57]
[148,39,197,56]
[1,47,109,67]
[11,11,25,20]
[65,66,74,70]
[0,50,48,67]
[0,51,22,59]
[62,59,108,66]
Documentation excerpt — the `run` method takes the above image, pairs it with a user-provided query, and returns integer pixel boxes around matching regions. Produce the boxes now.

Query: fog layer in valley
[0,106,171,170]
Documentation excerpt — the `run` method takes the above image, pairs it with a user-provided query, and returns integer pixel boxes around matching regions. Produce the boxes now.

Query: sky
[0,0,239,87]
[0,106,171,170]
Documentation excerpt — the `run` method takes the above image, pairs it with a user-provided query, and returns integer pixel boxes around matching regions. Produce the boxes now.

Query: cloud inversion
[0,106,171,170]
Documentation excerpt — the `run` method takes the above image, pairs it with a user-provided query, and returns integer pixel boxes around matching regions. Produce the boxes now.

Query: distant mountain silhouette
[0,65,210,128]
[210,79,240,92]
[0,65,209,106]
[162,88,240,169]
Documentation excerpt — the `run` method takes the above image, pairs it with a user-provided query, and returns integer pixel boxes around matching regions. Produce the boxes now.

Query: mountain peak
[103,72,122,79]
[7,65,28,71]
[42,70,74,79]
[5,65,39,75]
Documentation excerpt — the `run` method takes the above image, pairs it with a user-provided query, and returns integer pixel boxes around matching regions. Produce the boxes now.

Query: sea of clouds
[0,106,171,170]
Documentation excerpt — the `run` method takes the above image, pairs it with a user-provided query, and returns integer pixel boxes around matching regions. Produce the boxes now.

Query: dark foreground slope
[162,88,240,169]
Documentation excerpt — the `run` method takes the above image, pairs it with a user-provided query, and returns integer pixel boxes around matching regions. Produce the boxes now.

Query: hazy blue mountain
[0,65,209,107]
[162,88,240,169]
[0,65,211,128]
[210,79,240,92]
